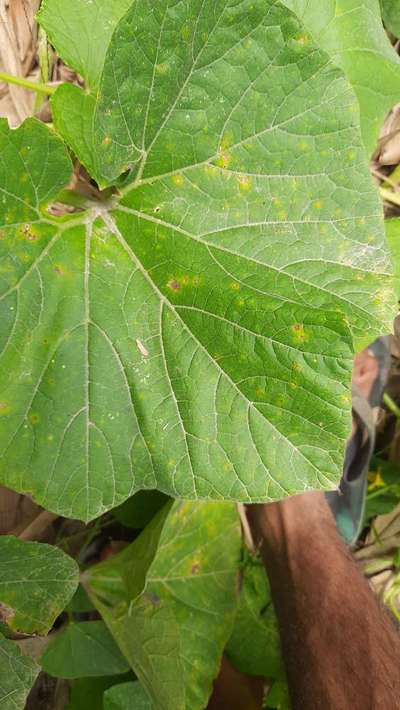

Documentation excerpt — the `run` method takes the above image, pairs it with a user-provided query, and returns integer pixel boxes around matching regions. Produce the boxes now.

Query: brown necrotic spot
[167,279,180,291]
[0,603,14,624]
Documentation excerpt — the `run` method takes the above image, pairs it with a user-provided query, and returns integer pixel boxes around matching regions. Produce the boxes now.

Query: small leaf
[67,585,94,614]
[226,555,283,679]
[0,536,79,635]
[37,0,132,88]
[0,117,72,221]
[66,675,134,710]
[40,621,130,678]
[0,633,39,710]
[104,681,153,710]
[113,490,170,529]
[88,501,242,710]
[380,0,400,37]
[265,678,291,710]
[283,0,400,153]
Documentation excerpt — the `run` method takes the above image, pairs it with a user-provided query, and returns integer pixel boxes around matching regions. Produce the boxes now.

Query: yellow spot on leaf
[220,131,234,150]
[172,174,184,187]
[297,34,310,44]
[181,24,191,41]
[29,413,39,425]
[230,282,240,290]
[291,323,308,343]
[215,150,231,169]
[238,176,252,191]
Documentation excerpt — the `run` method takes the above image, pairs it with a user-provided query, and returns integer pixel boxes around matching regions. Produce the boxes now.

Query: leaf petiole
[0,70,55,96]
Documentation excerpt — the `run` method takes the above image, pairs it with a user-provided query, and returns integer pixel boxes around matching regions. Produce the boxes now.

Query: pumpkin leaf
[87,501,241,710]
[283,0,400,154]
[37,0,132,89]
[0,2,395,520]
[0,633,39,710]
[226,554,283,680]
[103,681,153,710]
[40,621,130,678]
[0,536,79,635]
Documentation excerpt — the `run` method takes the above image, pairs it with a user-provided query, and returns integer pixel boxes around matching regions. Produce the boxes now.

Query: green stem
[0,70,54,96]
[384,392,400,420]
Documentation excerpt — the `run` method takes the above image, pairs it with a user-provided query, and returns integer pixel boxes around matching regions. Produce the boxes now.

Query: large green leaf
[0,536,79,635]
[0,3,395,520]
[0,633,39,710]
[103,682,152,710]
[283,0,400,154]
[40,621,130,678]
[37,0,132,89]
[87,501,241,710]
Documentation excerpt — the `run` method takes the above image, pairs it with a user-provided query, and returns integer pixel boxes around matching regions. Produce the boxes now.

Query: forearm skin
[247,493,400,710]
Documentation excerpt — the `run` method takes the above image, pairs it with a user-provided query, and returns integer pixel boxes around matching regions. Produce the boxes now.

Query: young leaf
[37,0,132,89]
[0,633,39,710]
[225,555,283,680]
[67,585,94,614]
[282,0,400,154]
[103,681,152,710]
[265,678,291,710]
[40,621,130,678]
[87,501,242,710]
[0,3,395,520]
[0,536,79,635]
[113,490,170,529]
[66,675,134,710]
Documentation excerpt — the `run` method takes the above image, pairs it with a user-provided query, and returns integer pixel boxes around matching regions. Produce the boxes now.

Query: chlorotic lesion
[291,323,308,343]
[0,401,10,415]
